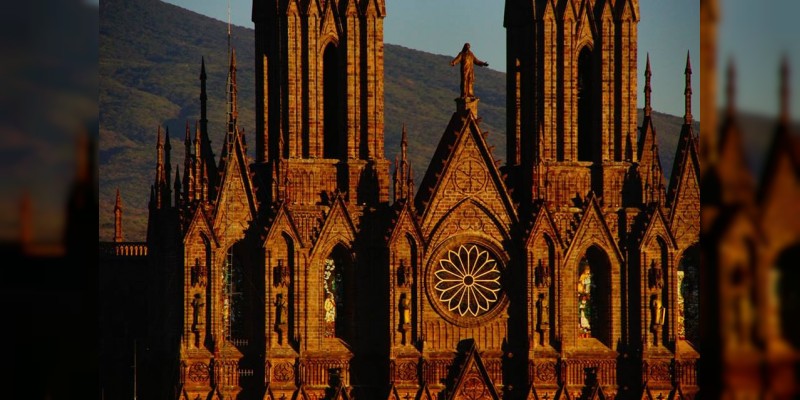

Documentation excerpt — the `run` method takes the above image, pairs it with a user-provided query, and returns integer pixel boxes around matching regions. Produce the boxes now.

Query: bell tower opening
[323,43,343,159]
[577,47,595,162]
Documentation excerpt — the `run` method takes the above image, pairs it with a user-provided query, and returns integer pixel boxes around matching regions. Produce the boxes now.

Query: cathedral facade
[118,1,701,399]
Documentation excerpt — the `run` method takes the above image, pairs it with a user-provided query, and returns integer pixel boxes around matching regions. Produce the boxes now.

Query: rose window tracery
[433,244,502,317]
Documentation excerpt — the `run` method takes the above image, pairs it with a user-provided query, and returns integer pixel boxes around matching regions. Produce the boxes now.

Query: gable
[446,342,500,400]
[526,204,565,249]
[318,0,342,43]
[669,153,700,250]
[310,196,357,258]
[387,201,424,250]
[418,113,517,240]
[184,206,217,248]
[564,197,624,266]
[213,134,257,241]
[639,206,678,252]
[574,0,597,48]
[264,202,305,249]
[616,0,639,22]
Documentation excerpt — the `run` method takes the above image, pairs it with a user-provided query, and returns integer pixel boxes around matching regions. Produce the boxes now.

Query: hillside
[100,0,698,241]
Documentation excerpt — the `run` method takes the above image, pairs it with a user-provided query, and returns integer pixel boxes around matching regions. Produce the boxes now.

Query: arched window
[323,43,343,159]
[577,246,610,345]
[223,242,247,341]
[324,245,353,341]
[677,243,700,346]
[774,244,800,348]
[577,47,595,162]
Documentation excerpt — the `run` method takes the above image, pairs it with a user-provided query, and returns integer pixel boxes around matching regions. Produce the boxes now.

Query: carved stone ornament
[188,362,210,383]
[535,361,557,383]
[397,361,417,382]
[273,361,294,383]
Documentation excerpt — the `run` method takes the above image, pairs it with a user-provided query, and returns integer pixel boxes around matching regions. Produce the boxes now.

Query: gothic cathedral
[135,1,700,399]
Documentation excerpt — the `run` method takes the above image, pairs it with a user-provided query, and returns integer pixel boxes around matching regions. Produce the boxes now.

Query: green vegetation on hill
[100,0,697,241]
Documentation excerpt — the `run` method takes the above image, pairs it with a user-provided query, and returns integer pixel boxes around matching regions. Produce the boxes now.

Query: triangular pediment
[341,0,358,16]
[527,385,561,400]
[588,385,607,400]
[284,0,300,16]
[555,385,574,400]
[416,111,517,239]
[184,206,219,248]
[639,206,678,252]
[330,385,351,400]
[758,125,800,204]
[319,0,342,42]
[599,0,614,24]
[386,384,402,400]
[526,203,565,249]
[638,117,667,206]
[311,194,357,257]
[542,0,557,22]
[668,143,700,249]
[293,386,310,400]
[263,201,305,249]
[262,384,279,400]
[387,200,424,249]
[564,195,624,266]
[417,384,435,400]
[574,0,597,48]
[213,131,257,240]
[446,340,500,400]
[668,385,686,400]
[639,385,653,400]
[360,0,385,17]
[616,0,639,22]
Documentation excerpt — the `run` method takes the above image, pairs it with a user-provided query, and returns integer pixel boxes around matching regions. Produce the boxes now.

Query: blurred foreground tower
[699,0,800,398]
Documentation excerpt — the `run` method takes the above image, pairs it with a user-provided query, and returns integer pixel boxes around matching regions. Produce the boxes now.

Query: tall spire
[401,123,408,161]
[200,57,208,139]
[684,51,693,125]
[155,126,165,209]
[393,124,413,202]
[165,127,172,208]
[174,165,182,208]
[114,188,124,242]
[780,55,790,125]
[725,58,736,118]
[227,48,239,135]
[644,53,652,117]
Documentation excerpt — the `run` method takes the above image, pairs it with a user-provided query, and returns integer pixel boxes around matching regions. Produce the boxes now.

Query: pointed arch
[428,198,512,246]
[222,239,252,344]
[774,242,800,348]
[677,242,700,347]
[322,242,355,342]
[574,245,612,346]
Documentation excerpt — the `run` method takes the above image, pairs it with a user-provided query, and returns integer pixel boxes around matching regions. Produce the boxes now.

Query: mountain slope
[100,0,696,241]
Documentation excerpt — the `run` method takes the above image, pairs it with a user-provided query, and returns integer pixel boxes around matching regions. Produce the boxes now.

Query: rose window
[433,244,502,317]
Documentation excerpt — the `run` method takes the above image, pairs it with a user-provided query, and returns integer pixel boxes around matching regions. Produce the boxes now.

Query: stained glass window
[577,257,593,337]
[323,258,342,338]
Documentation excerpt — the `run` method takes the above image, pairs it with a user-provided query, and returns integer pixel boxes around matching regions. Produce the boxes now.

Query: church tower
[505,0,639,208]
[253,0,389,206]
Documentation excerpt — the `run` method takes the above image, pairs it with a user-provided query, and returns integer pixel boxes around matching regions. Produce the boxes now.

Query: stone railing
[99,242,148,257]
